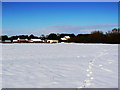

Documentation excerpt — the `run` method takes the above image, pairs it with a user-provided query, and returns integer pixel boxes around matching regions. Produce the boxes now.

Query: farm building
[61,38,67,40]
[60,36,71,41]
[13,40,18,43]
[13,38,28,43]
[64,36,70,39]
[47,40,59,43]
[4,40,11,43]
[28,39,43,43]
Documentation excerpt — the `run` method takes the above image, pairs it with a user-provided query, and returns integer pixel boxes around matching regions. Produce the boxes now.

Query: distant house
[47,40,59,43]
[28,39,43,43]
[18,38,28,43]
[13,38,28,43]
[4,40,11,43]
[61,38,67,40]
[13,40,18,43]
[64,36,70,39]
[60,36,70,41]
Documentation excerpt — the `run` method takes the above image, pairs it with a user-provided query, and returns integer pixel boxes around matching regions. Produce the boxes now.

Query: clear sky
[2,2,118,36]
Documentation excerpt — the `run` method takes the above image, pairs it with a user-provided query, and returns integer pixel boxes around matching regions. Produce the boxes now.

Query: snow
[0,44,2,89]
[1,43,118,88]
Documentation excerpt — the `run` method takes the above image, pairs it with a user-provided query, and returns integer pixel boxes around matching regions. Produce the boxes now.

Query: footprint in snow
[87,74,90,77]
[89,71,93,74]
[99,64,103,67]
[52,81,58,84]
[90,77,94,80]
[108,62,112,64]
[86,69,90,72]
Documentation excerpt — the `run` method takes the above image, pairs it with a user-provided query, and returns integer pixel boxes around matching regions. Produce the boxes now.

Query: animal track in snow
[99,64,103,67]
[78,49,106,88]
[108,62,112,64]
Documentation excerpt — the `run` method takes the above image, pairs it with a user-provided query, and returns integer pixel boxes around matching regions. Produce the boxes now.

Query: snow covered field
[1,43,118,88]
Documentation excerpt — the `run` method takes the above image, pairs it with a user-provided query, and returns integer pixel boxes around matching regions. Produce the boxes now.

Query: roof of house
[30,39,42,41]
[17,38,28,41]
[64,36,70,39]
[4,40,11,42]
[13,40,18,42]
[61,38,67,40]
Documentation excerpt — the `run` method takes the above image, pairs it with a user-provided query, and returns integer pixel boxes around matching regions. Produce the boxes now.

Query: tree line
[68,28,120,44]
[0,28,120,44]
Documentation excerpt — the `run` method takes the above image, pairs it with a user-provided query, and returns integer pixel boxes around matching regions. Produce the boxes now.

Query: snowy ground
[1,43,118,88]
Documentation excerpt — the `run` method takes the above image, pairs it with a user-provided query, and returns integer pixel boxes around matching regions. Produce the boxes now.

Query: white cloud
[2,24,118,36]
[39,24,118,34]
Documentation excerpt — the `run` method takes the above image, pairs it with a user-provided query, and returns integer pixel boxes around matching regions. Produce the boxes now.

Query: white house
[12,38,28,43]
[4,40,11,43]
[64,36,70,39]
[60,36,70,41]
[61,38,67,40]
[18,38,28,43]
[13,40,18,43]
[28,39,42,43]
[47,40,59,43]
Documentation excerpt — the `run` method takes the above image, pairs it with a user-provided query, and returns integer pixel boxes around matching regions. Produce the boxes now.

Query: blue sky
[2,2,118,36]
